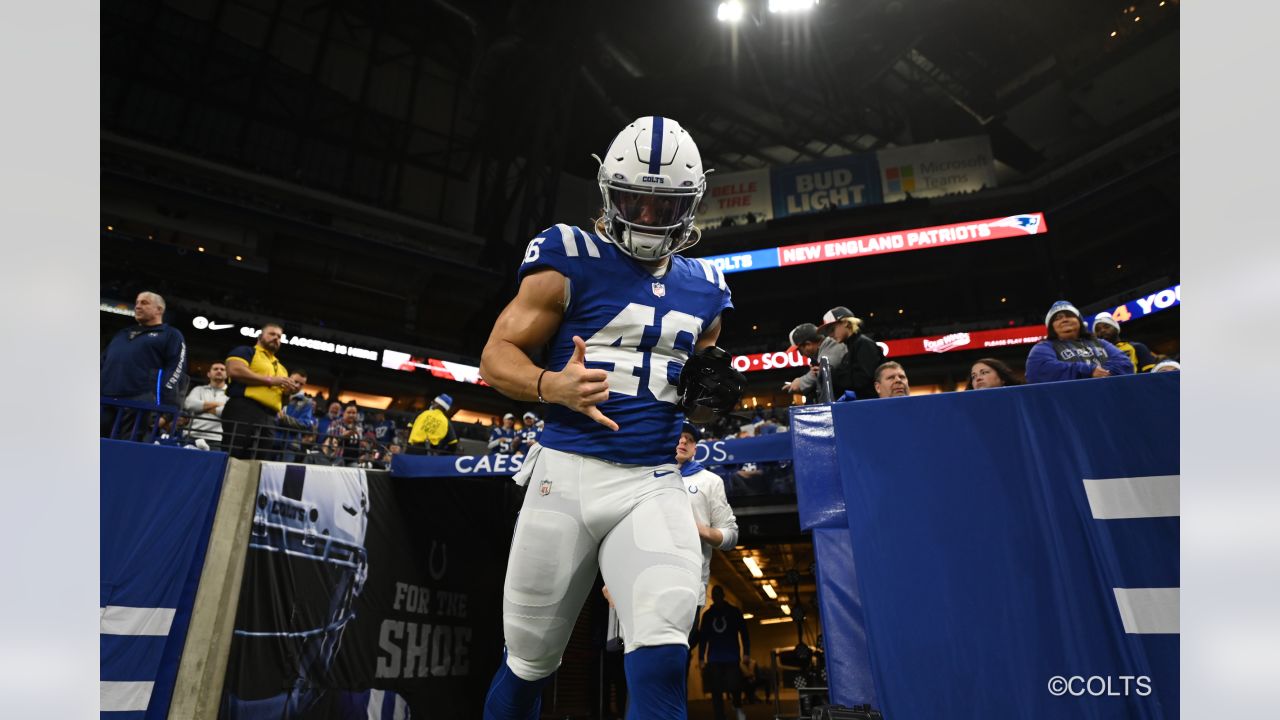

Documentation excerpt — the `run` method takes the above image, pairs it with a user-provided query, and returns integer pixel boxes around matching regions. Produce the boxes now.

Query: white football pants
[501,445,702,681]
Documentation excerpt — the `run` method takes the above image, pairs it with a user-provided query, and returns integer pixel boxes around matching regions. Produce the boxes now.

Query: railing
[100,397,400,468]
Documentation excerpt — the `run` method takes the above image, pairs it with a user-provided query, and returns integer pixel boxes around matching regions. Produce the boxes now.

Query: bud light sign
[772,155,883,218]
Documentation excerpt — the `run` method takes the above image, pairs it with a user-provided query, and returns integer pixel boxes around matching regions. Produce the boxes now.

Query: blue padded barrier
[797,373,1179,719]
[101,441,227,720]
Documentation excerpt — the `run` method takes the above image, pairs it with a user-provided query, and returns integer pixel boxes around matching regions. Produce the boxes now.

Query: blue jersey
[517,425,541,452]
[517,224,733,466]
[488,426,516,454]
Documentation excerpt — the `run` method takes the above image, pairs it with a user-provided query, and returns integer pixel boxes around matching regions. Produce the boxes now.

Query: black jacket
[832,333,885,401]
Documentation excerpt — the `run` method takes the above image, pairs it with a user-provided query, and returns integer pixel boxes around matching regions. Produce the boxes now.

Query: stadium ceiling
[104,0,1178,210]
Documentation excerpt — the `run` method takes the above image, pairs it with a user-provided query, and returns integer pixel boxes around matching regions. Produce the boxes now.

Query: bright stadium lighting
[768,0,817,14]
[717,1,744,22]
[759,617,792,625]
[743,556,764,578]
[762,583,778,599]
[780,603,792,615]
[743,613,755,619]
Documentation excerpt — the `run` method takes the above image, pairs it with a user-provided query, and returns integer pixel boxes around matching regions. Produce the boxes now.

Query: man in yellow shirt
[407,394,458,455]
[224,323,300,459]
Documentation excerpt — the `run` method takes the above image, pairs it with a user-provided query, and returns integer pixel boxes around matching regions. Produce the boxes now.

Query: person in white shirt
[677,422,740,616]
[184,362,229,448]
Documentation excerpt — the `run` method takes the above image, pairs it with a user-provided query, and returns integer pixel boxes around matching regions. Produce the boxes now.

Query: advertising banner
[699,212,1047,275]
[219,463,522,719]
[696,167,773,228]
[770,154,883,219]
[876,135,997,203]
[1090,284,1180,326]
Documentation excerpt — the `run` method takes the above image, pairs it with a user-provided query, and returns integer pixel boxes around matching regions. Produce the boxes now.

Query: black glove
[677,346,747,414]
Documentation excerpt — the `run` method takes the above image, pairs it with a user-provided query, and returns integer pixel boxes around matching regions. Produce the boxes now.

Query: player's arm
[479,269,618,430]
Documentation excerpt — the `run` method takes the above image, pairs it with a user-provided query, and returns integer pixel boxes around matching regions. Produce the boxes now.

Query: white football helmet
[596,116,707,261]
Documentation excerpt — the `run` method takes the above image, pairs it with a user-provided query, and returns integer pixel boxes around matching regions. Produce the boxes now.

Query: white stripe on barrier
[100,605,175,636]
[1113,587,1179,634]
[101,680,154,712]
[395,693,409,720]
[1083,475,1179,519]
[367,688,384,720]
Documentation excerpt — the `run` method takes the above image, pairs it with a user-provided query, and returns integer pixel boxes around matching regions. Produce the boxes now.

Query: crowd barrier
[101,441,227,719]
[793,372,1179,719]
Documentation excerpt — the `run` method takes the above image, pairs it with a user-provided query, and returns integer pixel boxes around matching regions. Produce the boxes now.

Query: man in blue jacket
[1026,300,1132,383]
[100,291,188,438]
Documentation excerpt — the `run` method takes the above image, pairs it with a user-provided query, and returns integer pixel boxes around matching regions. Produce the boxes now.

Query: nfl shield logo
[539,479,553,496]
[652,282,666,298]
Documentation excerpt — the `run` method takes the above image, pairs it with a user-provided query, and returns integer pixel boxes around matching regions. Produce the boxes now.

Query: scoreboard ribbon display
[698,213,1047,275]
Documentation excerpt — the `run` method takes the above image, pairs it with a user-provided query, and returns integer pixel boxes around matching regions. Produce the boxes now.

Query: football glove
[677,346,747,414]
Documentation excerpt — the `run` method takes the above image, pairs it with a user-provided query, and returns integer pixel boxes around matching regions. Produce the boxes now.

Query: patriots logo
[652,282,666,298]
[988,214,1043,235]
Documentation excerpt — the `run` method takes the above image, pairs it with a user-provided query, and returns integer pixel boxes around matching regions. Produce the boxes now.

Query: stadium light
[762,583,778,599]
[743,556,764,578]
[759,617,792,625]
[768,0,817,13]
[717,1,744,23]
[780,603,792,615]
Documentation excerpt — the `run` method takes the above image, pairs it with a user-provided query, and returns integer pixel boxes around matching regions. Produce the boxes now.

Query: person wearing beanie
[1152,359,1181,373]
[783,321,848,402]
[488,412,518,454]
[1025,301,1133,383]
[407,393,458,455]
[514,411,542,455]
[1091,311,1158,373]
[819,305,885,402]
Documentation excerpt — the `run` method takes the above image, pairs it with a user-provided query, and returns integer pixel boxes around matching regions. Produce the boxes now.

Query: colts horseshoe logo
[428,540,448,581]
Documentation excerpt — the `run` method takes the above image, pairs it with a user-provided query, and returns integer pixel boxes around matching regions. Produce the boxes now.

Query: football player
[479,116,744,719]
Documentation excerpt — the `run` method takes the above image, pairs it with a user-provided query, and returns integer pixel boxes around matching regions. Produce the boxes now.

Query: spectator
[326,404,364,467]
[678,424,739,635]
[783,323,847,402]
[965,358,1024,390]
[1091,312,1158,373]
[407,394,459,455]
[316,401,342,438]
[370,410,397,448]
[514,411,541,455]
[223,323,301,459]
[1152,359,1181,373]
[873,361,911,398]
[100,291,188,438]
[489,412,517,454]
[819,306,885,401]
[1026,301,1132,384]
[183,362,229,449]
[279,374,317,462]
[698,585,750,720]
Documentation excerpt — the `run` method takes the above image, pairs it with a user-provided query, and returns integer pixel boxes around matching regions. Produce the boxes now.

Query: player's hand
[809,365,820,376]
[1091,366,1110,378]
[550,336,618,431]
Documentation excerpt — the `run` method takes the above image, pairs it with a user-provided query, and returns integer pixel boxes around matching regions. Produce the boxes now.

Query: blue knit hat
[680,422,701,441]
[433,394,453,411]
[1045,300,1081,327]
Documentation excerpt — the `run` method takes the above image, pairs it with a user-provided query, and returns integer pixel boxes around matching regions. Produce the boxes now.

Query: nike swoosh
[207,322,235,330]
[342,504,358,516]
[654,470,674,477]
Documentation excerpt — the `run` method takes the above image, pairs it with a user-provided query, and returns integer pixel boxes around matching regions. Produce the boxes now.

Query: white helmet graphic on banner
[596,116,707,261]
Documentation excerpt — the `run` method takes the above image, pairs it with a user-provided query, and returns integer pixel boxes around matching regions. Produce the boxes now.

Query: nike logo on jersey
[655,470,674,477]
[342,504,358,516]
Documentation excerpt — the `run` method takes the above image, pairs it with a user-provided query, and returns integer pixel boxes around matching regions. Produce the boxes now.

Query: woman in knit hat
[1025,300,1133,384]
